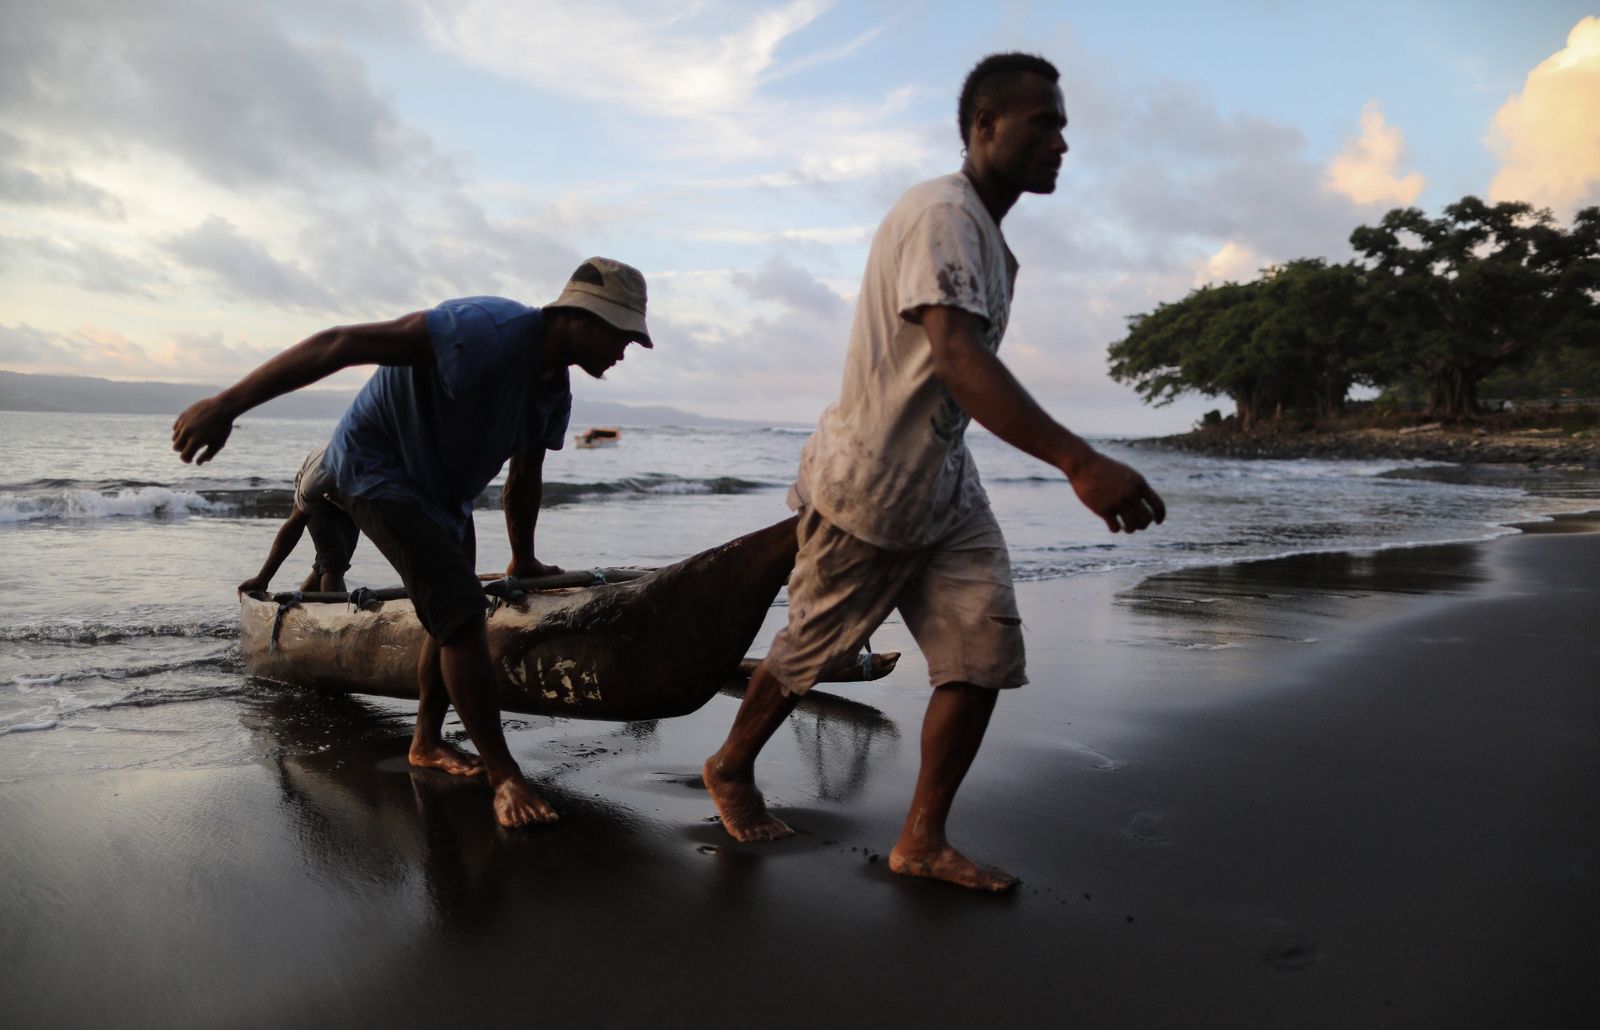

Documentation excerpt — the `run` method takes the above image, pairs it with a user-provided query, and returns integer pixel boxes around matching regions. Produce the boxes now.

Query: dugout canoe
[241,516,898,721]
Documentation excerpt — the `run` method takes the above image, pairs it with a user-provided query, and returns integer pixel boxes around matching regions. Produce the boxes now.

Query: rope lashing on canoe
[486,576,526,618]
[269,591,304,653]
[254,568,655,626]
[855,638,875,677]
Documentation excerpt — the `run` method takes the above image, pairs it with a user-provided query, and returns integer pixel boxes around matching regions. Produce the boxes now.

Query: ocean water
[1,409,1595,771]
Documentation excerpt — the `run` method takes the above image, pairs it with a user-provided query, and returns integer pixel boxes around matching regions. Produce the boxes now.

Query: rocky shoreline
[1128,424,1600,468]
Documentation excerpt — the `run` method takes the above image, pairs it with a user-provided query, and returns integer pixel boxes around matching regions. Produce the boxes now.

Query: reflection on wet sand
[1385,464,1600,503]
[1115,542,1491,649]
[244,691,514,932]
[787,690,900,802]
[717,678,900,801]
[236,679,902,927]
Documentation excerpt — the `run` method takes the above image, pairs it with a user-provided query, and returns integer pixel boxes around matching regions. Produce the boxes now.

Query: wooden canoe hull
[242,516,870,721]
[243,517,798,720]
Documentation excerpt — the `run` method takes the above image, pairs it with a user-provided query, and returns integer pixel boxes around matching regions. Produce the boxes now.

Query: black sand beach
[3,520,1597,1028]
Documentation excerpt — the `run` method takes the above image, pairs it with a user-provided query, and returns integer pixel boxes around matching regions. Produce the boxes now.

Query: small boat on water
[574,426,621,448]
[241,517,898,721]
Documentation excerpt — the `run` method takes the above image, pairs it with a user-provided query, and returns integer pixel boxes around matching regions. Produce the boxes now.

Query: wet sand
[3,519,1597,1027]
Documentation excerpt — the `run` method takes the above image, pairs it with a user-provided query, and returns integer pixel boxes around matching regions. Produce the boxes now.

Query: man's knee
[436,607,487,650]
[935,679,1000,698]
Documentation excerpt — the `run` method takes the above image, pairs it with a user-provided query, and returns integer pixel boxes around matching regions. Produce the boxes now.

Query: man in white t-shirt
[703,53,1166,891]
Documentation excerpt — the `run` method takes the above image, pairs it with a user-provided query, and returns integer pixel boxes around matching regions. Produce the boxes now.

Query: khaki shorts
[763,504,1027,695]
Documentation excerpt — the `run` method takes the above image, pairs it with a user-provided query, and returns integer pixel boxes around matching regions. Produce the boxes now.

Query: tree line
[1107,198,1600,430]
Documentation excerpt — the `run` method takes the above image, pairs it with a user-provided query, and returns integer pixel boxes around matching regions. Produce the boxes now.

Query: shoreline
[1128,423,1600,468]
[4,520,1597,1026]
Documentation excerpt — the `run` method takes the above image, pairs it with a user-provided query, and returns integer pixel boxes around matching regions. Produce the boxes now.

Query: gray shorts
[762,504,1027,695]
[294,451,357,576]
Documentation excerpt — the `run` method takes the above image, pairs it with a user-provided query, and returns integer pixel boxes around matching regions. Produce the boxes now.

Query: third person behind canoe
[237,442,360,596]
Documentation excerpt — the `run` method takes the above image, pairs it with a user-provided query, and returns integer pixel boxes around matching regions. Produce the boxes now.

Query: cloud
[0,133,123,217]
[1193,240,1264,286]
[0,323,84,366]
[0,0,590,323]
[1487,16,1600,216]
[0,322,163,375]
[0,234,167,298]
[1006,59,1379,300]
[0,0,428,192]
[591,259,855,420]
[151,330,302,382]
[694,226,874,246]
[734,255,848,319]
[0,320,310,384]
[1324,101,1425,206]
[164,217,337,311]
[413,1,933,180]
[0,1,1451,438]
[289,194,584,314]
[417,0,828,117]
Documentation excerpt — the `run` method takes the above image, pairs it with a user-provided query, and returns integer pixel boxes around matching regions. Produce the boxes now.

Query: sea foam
[0,487,231,523]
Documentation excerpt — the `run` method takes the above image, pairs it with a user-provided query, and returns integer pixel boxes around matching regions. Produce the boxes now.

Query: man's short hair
[957,53,1061,148]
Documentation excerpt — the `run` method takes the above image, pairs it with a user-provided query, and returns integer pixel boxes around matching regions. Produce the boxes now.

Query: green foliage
[1108,260,1375,430]
[1350,198,1600,417]
[1480,344,1600,399]
[1107,198,1600,428]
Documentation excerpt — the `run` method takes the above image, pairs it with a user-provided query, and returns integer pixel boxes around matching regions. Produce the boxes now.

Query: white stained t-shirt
[793,172,1018,550]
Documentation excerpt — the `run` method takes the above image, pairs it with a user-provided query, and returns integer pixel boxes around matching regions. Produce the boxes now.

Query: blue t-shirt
[323,297,571,539]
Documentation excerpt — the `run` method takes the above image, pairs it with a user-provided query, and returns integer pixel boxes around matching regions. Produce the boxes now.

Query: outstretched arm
[238,507,310,594]
[921,304,1165,533]
[504,447,562,578]
[172,312,433,465]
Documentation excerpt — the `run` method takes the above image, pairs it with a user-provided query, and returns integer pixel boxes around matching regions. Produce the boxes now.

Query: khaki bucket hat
[547,257,653,347]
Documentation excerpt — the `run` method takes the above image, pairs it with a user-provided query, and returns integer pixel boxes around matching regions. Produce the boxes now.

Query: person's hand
[1069,451,1166,533]
[238,575,268,595]
[173,395,236,465]
[507,557,564,580]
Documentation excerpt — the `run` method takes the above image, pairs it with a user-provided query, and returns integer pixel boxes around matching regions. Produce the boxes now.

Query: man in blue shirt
[174,258,653,828]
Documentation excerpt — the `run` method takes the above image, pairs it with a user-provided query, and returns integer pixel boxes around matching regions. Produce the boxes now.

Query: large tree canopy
[1108,197,1599,428]
[1108,260,1373,430]
[1350,198,1599,418]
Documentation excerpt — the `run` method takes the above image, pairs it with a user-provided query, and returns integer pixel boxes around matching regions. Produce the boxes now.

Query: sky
[3,0,1598,435]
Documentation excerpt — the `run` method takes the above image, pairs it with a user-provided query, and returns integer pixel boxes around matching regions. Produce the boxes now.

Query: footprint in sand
[1266,943,1319,971]
[1122,809,1171,846]
[1054,737,1120,771]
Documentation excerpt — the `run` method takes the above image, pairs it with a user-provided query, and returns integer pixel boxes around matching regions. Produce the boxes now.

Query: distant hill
[0,371,778,428]
[0,371,349,419]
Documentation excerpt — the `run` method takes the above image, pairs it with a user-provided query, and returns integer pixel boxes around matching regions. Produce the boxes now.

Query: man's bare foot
[493,776,559,828]
[702,758,793,842]
[408,740,486,778]
[889,843,1018,892]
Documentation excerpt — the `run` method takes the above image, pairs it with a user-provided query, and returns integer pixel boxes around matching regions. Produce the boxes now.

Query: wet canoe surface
[242,517,897,720]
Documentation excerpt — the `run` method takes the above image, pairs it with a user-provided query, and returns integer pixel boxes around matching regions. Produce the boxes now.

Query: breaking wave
[0,474,774,523]
[0,680,251,737]
[538,475,771,505]
[0,619,239,644]
[9,651,239,688]
[0,485,231,523]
